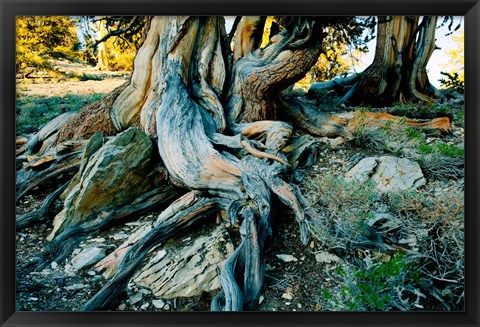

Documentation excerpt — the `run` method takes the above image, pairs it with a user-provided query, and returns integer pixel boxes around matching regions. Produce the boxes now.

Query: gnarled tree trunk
[327,16,443,106]
[16,15,451,312]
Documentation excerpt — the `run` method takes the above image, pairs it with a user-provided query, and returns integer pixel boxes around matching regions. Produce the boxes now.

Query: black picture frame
[1,1,478,326]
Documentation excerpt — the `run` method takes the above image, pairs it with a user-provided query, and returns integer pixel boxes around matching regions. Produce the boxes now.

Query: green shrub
[418,142,464,158]
[306,173,464,311]
[319,253,423,311]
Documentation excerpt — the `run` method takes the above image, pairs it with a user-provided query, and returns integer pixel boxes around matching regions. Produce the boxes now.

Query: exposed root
[282,96,347,137]
[16,147,83,202]
[346,112,452,135]
[240,140,290,166]
[82,192,229,310]
[16,181,70,230]
[36,185,181,271]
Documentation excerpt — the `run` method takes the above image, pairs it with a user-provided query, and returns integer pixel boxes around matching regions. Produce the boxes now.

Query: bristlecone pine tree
[16,16,452,311]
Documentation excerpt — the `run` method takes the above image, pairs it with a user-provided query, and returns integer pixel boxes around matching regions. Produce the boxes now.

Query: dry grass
[305,173,464,311]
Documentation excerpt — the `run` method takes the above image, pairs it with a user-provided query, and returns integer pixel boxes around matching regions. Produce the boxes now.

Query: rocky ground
[15,65,465,312]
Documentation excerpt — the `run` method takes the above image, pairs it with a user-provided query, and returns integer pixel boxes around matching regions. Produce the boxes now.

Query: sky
[225,16,464,88]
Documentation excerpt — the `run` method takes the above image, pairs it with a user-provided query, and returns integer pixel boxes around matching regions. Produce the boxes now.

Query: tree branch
[89,16,143,48]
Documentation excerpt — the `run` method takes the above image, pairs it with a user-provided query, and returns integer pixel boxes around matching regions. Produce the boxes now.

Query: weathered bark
[16,141,84,202]
[232,16,266,65]
[56,82,128,143]
[227,17,324,126]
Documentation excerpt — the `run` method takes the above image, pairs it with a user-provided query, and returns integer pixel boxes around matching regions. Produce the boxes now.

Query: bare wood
[232,17,266,65]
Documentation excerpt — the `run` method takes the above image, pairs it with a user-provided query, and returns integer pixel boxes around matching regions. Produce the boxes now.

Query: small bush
[320,253,423,311]
[307,173,464,311]
[381,103,453,120]
[79,73,105,81]
[352,117,424,156]
[418,143,464,158]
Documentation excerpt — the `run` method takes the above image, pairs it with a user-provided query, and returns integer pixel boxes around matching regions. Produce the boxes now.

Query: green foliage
[385,102,452,120]
[418,143,464,158]
[16,16,81,75]
[308,175,380,249]
[16,93,105,135]
[439,72,464,93]
[307,172,464,310]
[320,254,422,311]
[78,73,105,81]
[455,111,464,128]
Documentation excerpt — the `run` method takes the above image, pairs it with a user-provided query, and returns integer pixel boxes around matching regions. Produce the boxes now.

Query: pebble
[152,299,166,309]
[140,303,150,310]
[281,292,293,300]
[315,251,341,264]
[129,292,143,305]
[111,232,128,240]
[118,303,126,310]
[65,284,86,291]
[87,237,106,243]
[258,295,265,305]
[276,254,298,263]
[51,262,58,269]
[71,247,106,271]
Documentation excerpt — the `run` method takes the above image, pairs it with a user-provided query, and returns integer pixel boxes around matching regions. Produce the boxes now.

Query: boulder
[48,128,154,240]
[132,225,234,299]
[345,156,426,193]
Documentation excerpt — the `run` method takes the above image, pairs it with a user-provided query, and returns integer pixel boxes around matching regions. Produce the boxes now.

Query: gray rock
[111,232,128,240]
[47,128,154,240]
[345,157,378,184]
[276,254,298,263]
[315,251,340,264]
[65,284,86,291]
[345,156,426,193]
[71,247,106,271]
[152,299,166,309]
[329,137,346,149]
[129,292,143,305]
[132,225,234,299]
